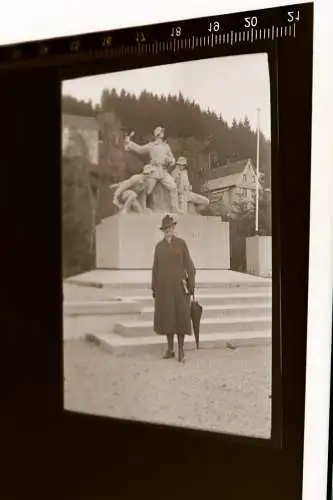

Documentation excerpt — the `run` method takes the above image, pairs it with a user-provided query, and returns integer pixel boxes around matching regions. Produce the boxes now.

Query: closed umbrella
[190,295,203,349]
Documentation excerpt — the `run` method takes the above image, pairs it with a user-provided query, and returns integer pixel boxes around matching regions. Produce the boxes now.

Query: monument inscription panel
[96,213,230,270]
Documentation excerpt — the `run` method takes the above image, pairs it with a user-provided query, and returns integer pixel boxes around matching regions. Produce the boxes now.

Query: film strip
[0,3,310,71]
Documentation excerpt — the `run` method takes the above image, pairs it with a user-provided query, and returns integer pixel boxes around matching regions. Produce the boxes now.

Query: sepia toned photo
[62,53,273,439]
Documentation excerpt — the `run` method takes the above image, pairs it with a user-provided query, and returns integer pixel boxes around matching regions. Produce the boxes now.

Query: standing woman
[152,215,196,363]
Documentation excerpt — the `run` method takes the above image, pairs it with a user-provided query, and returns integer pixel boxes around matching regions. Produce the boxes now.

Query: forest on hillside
[61,89,272,277]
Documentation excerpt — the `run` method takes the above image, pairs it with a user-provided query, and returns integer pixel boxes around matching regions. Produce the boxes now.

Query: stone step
[64,289,273,306]
[65,269,272,290]
[64,270,272,301]
[114,316,271,338]
[64,283,272,302]
[63,296,271,317]
[130,292,272,308]
[140,303,272,321]
[63,299,141,316]
[85,330,271,356]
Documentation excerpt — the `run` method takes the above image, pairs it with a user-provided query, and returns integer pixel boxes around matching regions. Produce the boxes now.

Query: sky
[62,53,271,139]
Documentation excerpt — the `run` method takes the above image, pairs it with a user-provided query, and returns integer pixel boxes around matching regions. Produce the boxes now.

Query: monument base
[96,213,230,270]
[246,236,272,277]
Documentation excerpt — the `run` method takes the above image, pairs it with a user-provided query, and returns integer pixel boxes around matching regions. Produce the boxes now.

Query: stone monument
[95,126,230,270]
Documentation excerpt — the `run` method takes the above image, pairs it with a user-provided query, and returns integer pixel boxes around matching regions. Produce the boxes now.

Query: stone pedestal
[96,213,230,270]
[246,236,272,277]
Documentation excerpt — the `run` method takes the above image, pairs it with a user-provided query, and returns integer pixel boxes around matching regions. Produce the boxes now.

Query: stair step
[85,330,271,356]
[140,304,271,321]
[64,280,272,302]
[114,316,271,337]
[124,292,272,306]
[64,299,141,316]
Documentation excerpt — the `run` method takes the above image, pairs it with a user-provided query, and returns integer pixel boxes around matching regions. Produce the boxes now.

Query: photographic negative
[62,53,273,439]
[0,3,314,499]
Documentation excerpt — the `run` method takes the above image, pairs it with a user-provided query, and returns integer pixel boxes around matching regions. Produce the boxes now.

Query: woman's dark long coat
[152,236,196,336]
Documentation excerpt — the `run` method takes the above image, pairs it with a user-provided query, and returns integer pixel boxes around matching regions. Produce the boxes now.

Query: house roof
[204,159,252,191]
[208,159,250,181]
[206,173,243,191]
[62,113,98,130]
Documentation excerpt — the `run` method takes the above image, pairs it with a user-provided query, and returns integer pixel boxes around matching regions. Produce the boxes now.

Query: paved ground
[64,340,272,439]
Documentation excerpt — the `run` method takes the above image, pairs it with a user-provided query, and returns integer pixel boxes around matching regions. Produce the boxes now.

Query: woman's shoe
[163,351,175,359]
[178,351,185,363]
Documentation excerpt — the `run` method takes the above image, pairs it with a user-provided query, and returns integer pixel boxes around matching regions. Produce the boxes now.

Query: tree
[243,115,251,130]
[97,111,126,182]
[62,95,95,116]
[62,155,95,277]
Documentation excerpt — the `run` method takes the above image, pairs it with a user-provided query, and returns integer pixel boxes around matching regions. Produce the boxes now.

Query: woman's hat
[160,214,177,231]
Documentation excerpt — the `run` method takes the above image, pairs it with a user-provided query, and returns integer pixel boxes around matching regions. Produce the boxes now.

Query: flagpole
[255,108,260,233]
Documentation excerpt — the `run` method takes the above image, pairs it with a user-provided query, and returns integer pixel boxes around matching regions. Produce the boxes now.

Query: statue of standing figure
[119,126,210,215]
[124,127,179,213]
[171,156,209,214]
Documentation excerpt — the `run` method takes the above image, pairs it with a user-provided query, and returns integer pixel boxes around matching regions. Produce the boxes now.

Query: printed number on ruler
[101,36,112,47]
[70,39,80,51]
[136,32,146,43]
[244,16,258,28]
[287,10,300,22]
[208,21,221,32]
[171,26,182,37]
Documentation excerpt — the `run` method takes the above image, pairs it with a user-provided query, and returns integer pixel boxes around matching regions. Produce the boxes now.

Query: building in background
[62,114,99,165]
[203,158,263,212]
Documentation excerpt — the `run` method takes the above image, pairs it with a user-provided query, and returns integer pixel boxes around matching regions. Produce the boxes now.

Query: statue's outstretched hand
[124,131,135,144]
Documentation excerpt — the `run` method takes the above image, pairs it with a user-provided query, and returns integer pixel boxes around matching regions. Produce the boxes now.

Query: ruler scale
[0,2,309,72]
[110,24,299,58]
